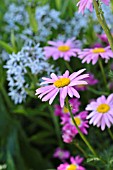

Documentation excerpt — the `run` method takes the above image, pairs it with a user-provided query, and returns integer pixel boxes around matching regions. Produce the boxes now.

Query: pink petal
[67,87,73,97]
[70,87,80,98]
[69,69,86,80]
[42,88,58,102]
[50,73,58,80]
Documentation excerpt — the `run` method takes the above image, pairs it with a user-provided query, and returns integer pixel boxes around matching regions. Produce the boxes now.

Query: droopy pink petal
[42,88,58,102]
[70,87,80,98]
[49,89,59,104]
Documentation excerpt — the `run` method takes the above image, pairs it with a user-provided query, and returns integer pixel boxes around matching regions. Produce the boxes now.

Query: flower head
[44,38,80,61]
[77,0,110,14]
[61,111,89,143]
[78,46,113,65]
[86,94,113,130]
[53,147,70,162]
[35,69,89,108]
[54,98,81,116]
[57,155,85,170]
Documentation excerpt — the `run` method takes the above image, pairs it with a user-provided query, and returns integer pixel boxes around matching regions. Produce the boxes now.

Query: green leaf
[7,152,16,170]
[0,40,14,53]
[10,31,17,52]
[27,6,38,33]
[87,157,100,163]
[29,131,53,142]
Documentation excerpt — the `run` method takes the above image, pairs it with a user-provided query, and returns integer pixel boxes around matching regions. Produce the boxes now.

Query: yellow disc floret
[54,78,70,88]
[71,117,81,126]
[67,164,77,170]
[92,48,105,53]
[97,104,110,113]
[58,45,70,52]
[63,106,69,113]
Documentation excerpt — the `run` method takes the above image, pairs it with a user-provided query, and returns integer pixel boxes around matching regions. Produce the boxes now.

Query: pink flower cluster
[57,155,85,170]
[54,98,81,116]
[54,98,89,143]
[62,111,89,143]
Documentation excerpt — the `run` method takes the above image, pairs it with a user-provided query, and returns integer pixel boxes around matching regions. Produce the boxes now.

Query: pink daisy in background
[86,94,113,130]
[44,38,80,61]
[77,0,110,14]
[35,69,89,108]
[61,111,89,143]
[57,155,85,170]
[75,73,98,91]
[53,147,70,162]
[54,98,81,116]
[78,46,113,65]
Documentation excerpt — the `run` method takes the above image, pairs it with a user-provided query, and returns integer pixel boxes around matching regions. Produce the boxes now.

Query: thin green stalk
[108,128,113,141]
[66,97,98,157]
[93,0,113,51]
[74,142,88,158]
[98,59,107,87]
[65,61,73,73]
[48,105,63,148]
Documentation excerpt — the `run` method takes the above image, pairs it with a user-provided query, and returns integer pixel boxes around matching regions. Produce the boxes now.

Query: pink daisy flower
[54,98,81,116]
[77,0,110,14]
[35,69,89,108]
[57,155,85,170]
[86,94,113,130]
[53,147,70,162]
[44,38,80,61]
[75,73,98,91]
[78,46,113,65]
[61,111,89,143]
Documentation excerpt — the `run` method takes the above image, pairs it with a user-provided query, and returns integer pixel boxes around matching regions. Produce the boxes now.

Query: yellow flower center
[58,45,70,52]
[97,104,110,113]
[67,164,77,170]
[63,106,69,113]
[92,48,105,53]
[71,117,81,126]
[54,78,70,88]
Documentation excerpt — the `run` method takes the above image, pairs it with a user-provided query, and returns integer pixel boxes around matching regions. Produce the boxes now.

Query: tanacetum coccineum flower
[77,0,110,14]
[86,94,113,130]
[35,69,89,108]
[57,155,85,170]
[44,38,80,61]
[78,46,113,65]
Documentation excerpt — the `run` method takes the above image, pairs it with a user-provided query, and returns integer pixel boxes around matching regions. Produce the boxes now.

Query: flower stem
[98,59,107,87]
[74,142,88,158]
[108,128,113,140]
[65,61,73,73]
[66,97,98,157]
[93,0,113,51]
